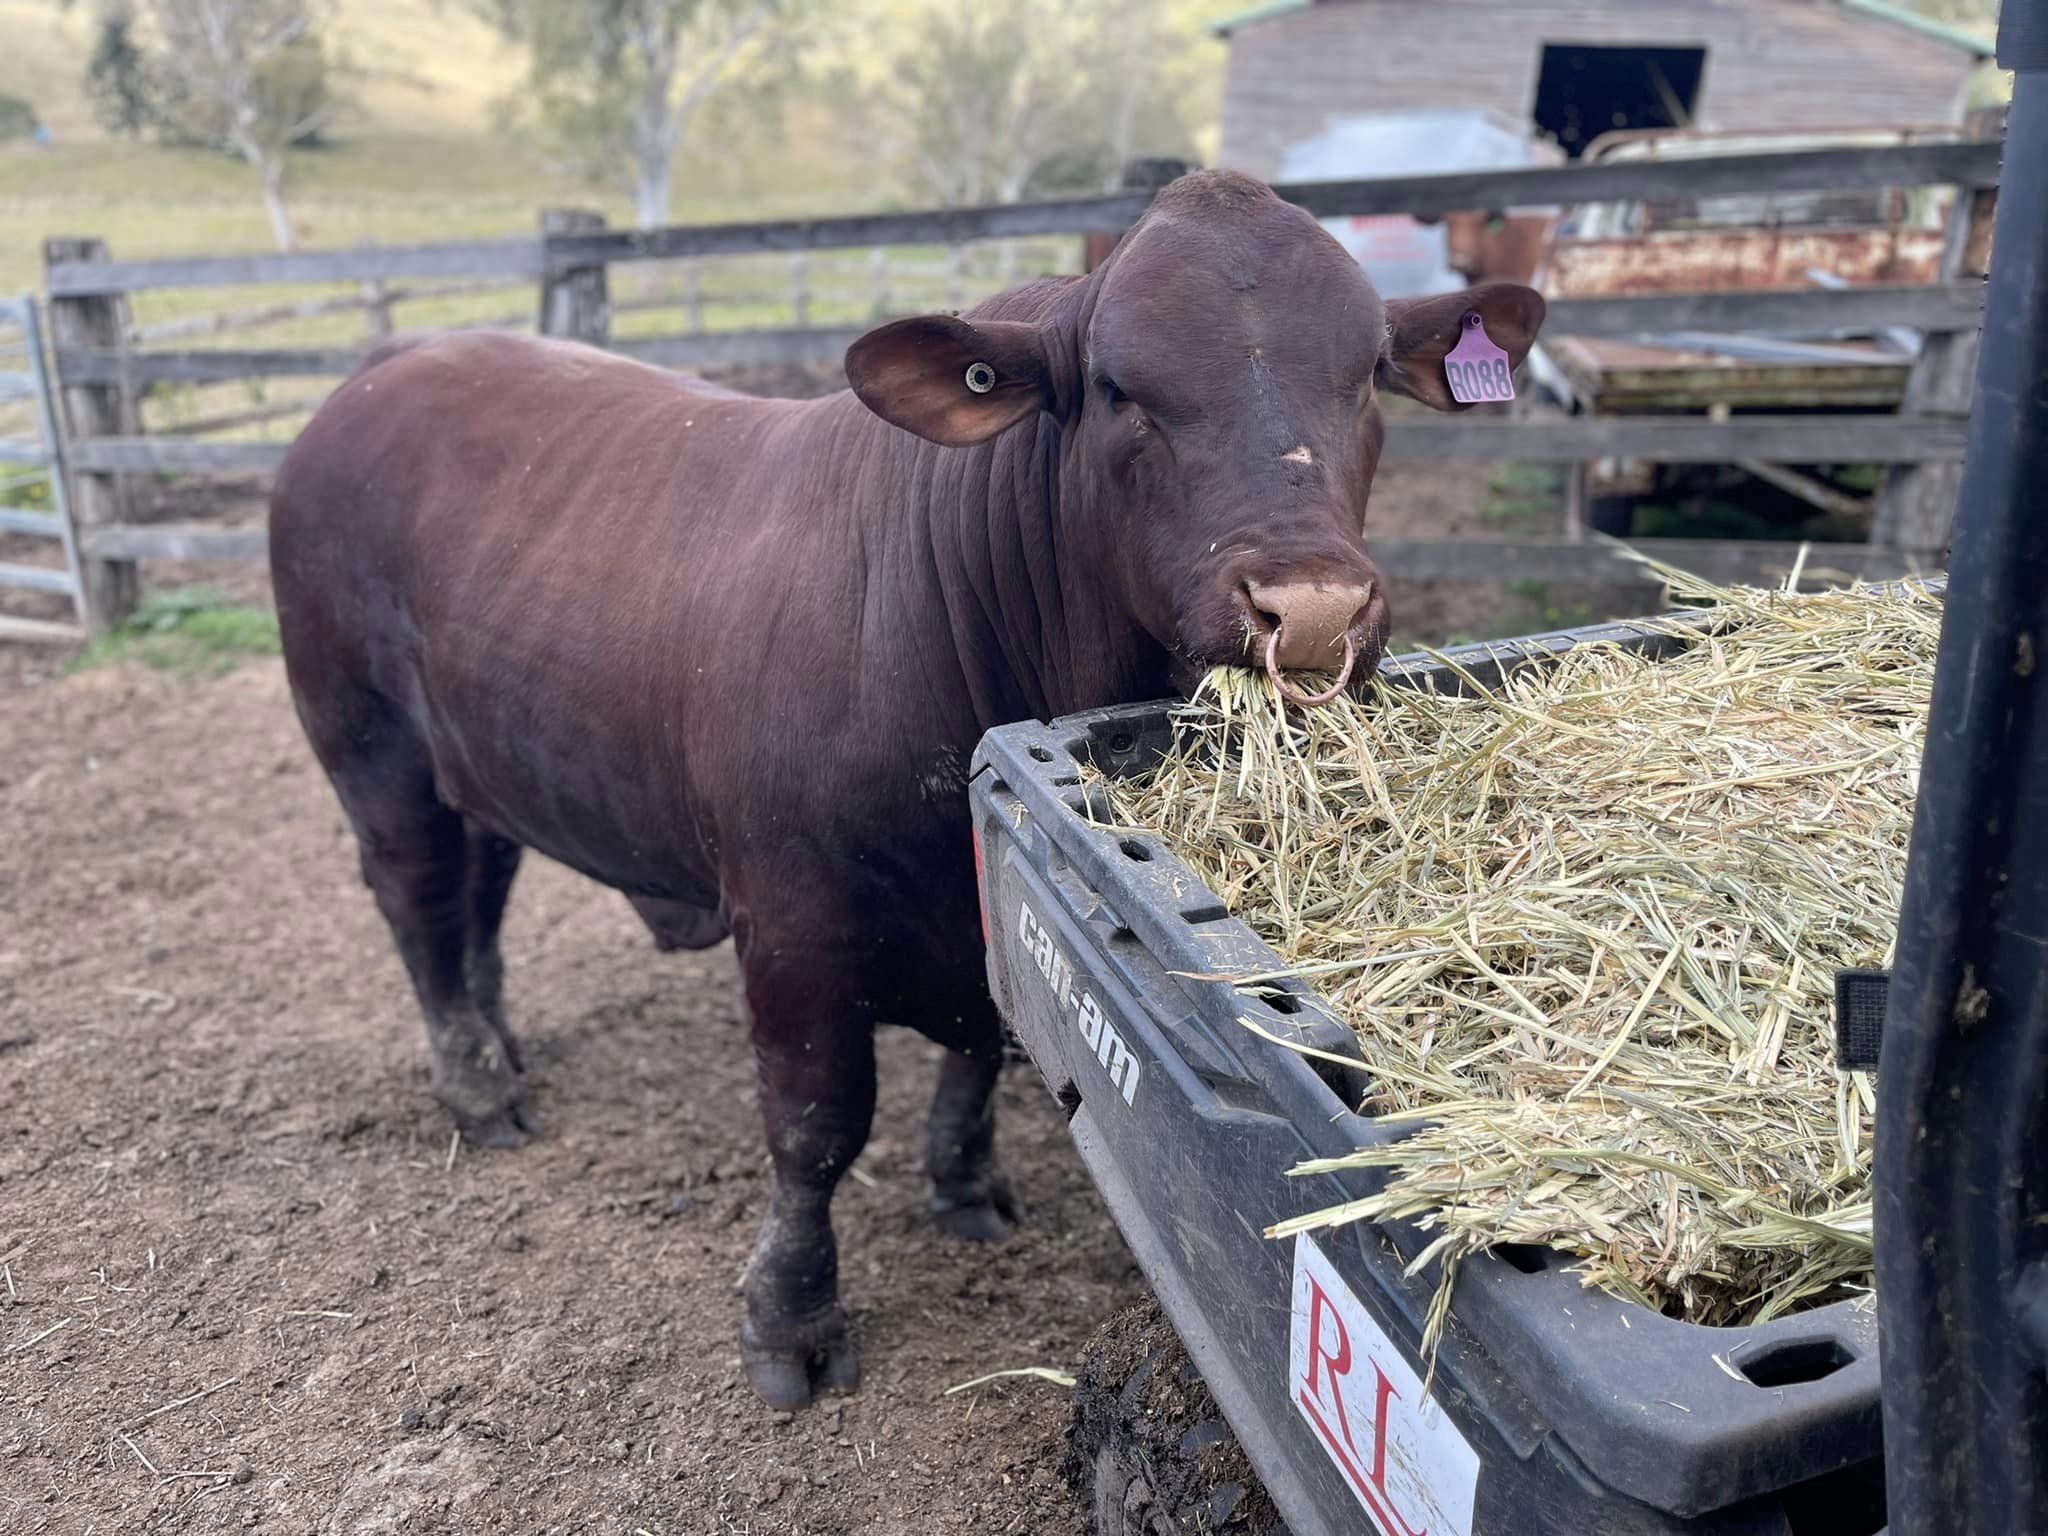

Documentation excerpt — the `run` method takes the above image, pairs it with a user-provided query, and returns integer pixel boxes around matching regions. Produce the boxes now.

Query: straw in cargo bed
[1094,573,1939,1334]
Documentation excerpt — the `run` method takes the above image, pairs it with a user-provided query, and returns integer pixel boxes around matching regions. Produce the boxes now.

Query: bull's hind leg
[927,1047,1019,1242]
[910,959,1018,1241]
[325,736,537,1148]
[463,826,527,1078]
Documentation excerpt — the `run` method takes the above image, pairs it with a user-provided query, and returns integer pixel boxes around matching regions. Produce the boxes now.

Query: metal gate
[0,295,86,643]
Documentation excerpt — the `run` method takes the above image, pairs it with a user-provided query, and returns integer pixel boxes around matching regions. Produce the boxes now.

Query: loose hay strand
[1096,579,1939,1331]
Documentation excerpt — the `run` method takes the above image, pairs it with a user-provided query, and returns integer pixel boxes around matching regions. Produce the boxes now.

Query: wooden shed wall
[1219,0,1976,180]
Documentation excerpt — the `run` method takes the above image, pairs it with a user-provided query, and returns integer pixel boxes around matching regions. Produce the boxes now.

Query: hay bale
[1096,574,1941,1331]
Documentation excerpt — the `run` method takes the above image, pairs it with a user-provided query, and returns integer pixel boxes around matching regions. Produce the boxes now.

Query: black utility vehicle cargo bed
[970,608,1918,1536]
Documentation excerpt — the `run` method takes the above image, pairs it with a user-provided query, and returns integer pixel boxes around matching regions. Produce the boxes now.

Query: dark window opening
[1532,43,1706,158]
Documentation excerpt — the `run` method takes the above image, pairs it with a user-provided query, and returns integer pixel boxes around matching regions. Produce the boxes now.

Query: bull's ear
[845,315,1055,446]
[1376,282,1546,412]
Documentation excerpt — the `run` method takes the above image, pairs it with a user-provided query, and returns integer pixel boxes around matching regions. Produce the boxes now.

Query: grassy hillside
[0,0,1231,304]
[0,0,525,139]
[4,0,1237,144]
[0,0,535,296]
[0,0,100,140]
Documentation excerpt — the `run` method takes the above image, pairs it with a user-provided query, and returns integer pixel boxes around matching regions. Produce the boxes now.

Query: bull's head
[845,171,1544,695]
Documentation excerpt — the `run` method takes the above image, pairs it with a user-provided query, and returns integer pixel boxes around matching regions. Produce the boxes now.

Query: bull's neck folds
[896,284,1169,733]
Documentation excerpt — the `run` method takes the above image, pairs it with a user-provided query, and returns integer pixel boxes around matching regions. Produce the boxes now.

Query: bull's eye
[1100,377,1129,408]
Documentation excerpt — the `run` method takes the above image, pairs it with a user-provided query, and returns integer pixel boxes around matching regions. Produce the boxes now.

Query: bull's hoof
[931,1175,1022,1243]
[433,1058,540,1150]
[740,1311,859,1411]
[453,1096,542,1150]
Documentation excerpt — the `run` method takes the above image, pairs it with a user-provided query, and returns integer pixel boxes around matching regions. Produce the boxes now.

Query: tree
[1902,0,1998,19]
[142,0,337,249]
[0,94,38,144]
[84,4,166,139]
[483,0,785,229]
[866,0,1198,209]
[875,0,1083,209]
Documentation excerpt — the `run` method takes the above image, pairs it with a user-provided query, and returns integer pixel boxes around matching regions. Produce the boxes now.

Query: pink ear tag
[1444,311,1514,404]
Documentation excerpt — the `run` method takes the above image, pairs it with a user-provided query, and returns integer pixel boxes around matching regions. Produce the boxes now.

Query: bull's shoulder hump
[385,330,653,384]
[382,331,788,408]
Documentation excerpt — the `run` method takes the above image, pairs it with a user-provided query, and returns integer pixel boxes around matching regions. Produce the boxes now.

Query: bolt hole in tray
[969,585,1942,1536]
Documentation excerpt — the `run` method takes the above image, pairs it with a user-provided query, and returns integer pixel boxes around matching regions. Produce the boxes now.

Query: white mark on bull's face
[1282,445,1313,465]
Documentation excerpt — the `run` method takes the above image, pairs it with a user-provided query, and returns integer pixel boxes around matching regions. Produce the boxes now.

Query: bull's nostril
[1237,585,1282,656]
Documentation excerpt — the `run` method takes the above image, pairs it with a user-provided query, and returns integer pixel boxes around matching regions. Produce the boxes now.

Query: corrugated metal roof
[1208,0,1311,37]
[1838,0,1995,58]
[1208,0,1995,58]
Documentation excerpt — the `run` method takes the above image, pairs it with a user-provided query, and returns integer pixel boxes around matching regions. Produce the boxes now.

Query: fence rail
[27,135,2000,633]
[43,281,1989,390]
[1542,282,1981,340]
[46,237,545,299]
[68,524,1925,592]
[125,276,531,344]
[45,141,2001,297]
[54,411,1970,478]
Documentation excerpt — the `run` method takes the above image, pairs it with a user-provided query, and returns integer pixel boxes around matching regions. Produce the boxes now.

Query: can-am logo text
[1017,904,1139,1106]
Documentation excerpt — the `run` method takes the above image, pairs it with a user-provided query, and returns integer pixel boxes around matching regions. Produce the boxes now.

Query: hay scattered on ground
[1097,575,1940,1328]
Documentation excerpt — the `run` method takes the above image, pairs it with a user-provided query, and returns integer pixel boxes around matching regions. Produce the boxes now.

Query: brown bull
[269,170,1543,1410]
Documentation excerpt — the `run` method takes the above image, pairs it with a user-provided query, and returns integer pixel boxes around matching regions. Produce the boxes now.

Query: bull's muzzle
[1245,579,1376,671]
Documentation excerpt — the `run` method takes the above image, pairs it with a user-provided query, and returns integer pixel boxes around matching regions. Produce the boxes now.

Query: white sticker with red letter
[1290,1233,1480,1536]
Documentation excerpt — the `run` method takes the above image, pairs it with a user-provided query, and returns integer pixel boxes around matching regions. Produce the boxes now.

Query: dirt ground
[0,644,1146,1535]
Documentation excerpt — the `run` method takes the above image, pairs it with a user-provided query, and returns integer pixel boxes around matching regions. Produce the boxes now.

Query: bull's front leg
[736,945,874,1410]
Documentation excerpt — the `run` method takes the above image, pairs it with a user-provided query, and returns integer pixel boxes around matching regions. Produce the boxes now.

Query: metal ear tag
[964,361,997,394]
[1445,312,1514,404]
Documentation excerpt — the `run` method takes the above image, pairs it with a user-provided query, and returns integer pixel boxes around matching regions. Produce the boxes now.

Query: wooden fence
[36,137,2001,630]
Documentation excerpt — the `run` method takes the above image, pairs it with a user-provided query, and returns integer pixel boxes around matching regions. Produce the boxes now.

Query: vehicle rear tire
[1064,1298,1289,1535]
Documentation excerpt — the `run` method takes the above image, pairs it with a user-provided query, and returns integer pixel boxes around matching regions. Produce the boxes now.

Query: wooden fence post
[1561,462,1590,542]
[1083,158,1195,272]
[361,276,393,341]
[537,208,611,344]
[1871,185,1985,558]
[946,243,966,311]
[683,260,703,333]
[790,250,810,328]
[868,246,890,320]
[43,236,139,632]
[1873,112,2000,561]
